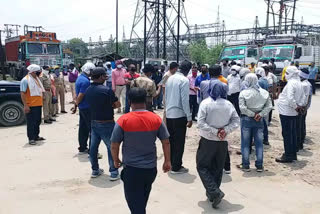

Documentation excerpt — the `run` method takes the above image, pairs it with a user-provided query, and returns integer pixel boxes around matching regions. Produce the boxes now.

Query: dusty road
[1,93,320,214]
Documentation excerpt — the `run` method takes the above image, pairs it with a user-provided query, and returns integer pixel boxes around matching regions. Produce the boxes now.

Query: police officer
[41,66,56,124]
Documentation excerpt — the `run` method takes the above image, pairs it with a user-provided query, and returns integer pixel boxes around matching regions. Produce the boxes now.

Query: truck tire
[0,101,25,127]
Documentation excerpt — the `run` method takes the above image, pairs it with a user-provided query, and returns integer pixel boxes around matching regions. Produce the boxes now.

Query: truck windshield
[261,45,294,61]
[221,46,246,60]
[47,44,60,54]
[28,43,43,54]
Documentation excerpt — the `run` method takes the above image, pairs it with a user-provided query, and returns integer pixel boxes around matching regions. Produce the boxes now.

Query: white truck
[260,35,320,76]
[219,41,260,67]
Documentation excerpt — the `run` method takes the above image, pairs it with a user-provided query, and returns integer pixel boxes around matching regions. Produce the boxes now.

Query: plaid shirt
[131,74,157,97]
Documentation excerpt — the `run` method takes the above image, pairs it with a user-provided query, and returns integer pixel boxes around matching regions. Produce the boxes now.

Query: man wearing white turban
[20,64,46,145]
[276,66,304,163]
[238,73,272,172]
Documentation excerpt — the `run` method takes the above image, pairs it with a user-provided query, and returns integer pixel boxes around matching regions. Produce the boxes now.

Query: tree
[68,38,89,58]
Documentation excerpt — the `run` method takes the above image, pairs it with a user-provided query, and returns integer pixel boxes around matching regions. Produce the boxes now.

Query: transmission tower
[129,0,190,62]
[265,0,297,34]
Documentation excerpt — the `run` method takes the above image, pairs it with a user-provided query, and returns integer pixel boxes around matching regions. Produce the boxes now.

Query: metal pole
[177,0,181,63]
[266,0,270,29]
[144,0,147,64]
[156,0,160,58]
[278,0,284,34]
[163,0,167,59]
[291,0,297,33]
[116,0,119,54]
[0,30,6,80]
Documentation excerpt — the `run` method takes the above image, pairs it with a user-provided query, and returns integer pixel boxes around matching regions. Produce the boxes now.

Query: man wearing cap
[68,63,79,103]
[85,67,121,180]
[308,62,318,95]
[130,64,160,112]
[20,64,46,145]
[105,62,113,89]
[112,60,127,113]
[53,66,67,114]
[73,62,96,154]
[276,66,304,163]
[227,65,242,116]
[40,66,56,124]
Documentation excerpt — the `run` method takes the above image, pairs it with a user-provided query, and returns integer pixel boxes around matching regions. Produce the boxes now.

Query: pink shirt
[188,75,197,95]
[112,68,126,90]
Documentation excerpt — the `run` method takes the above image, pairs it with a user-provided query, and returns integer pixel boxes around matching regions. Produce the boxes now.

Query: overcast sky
[1,0,319,43]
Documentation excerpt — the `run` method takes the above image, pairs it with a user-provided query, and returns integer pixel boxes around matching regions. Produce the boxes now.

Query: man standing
[166,61,193,174]
[249,62,256,73]
[85,68,121,180]
[20,64,46,145]
[221,59,230,78]
[73,62,96,154]
[195,65,210,102]
[197,81,239,208]
[53,66,67,114]
[40,66,56,124]
[188,67,198,121]
[111,88,171,214]
[152,65,164,110]
[105,62,113,89]
[308,62,318,95]
[112,60,127,113]
[68,63,79,103]
[124,64,140,113]
[276,66,304,163]
[131,64,159,112]
[239,74,272,172]
[227,65,241,116]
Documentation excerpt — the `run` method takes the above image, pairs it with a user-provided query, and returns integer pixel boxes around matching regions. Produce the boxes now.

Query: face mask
[231,70,237,75]
[36,71,41,76]
[117,65,122,69]
[192,72,197,77]
[107,65,111,69]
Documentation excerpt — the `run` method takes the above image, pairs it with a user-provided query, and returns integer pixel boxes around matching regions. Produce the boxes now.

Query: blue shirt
[195,73,210,87]
[86,83,118,120]
[75,73,90,110]
[308,67,318,80]
[258,78,269,91]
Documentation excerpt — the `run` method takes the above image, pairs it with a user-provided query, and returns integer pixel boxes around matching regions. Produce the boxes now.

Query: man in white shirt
[227,65,241,115]
[165,61,193,174]
[276,66,304,163]
[197,80,239,208]
[239,74,272,172]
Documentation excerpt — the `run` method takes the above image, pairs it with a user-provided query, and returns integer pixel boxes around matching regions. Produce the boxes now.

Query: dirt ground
[1,92,320,214]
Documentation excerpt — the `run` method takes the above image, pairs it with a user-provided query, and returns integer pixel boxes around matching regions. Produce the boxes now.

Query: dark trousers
[301,113,307,146]
[227,92,240,116]
[296,114,303,151]
[153,88,163,108]
[189,95,198,120]
[280,115,297,160]
[224,150,230,171]
[26,106,42,141]
[308,79,316,94]
[121,166,157,214]
[196,137,228,198]
[166,117,187,171]
[78,108,91,152]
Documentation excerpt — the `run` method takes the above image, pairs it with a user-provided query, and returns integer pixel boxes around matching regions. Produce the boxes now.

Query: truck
[219,40,261,67]
[260,35,320,76]
[5,30,63,79]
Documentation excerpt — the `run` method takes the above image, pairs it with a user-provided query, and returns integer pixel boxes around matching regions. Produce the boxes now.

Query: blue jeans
[90,121,118,176]
[263,117,269,142]
[125,88,130,113]
[106,81,112,90]
[241,116,264,168]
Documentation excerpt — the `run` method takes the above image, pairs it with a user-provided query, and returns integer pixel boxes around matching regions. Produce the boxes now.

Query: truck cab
[220,43,259,67]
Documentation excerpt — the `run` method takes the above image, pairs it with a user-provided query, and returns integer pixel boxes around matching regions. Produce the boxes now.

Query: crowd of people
[19,57,317,213]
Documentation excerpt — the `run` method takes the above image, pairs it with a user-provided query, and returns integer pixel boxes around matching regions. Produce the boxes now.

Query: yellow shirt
[281,66,288,82]
[218,75,228,84]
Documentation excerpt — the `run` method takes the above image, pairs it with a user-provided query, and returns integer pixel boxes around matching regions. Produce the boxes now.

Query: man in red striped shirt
[111,88,171,214]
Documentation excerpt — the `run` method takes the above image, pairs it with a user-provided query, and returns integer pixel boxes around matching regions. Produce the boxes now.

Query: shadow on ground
[23,141,46,148]
[74,154,90,163]
[198,199,244,214]
[88,174,121,188]
[168,172,197,184]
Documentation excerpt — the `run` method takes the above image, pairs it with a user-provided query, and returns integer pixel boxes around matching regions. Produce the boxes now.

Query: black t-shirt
[85,83,118,120]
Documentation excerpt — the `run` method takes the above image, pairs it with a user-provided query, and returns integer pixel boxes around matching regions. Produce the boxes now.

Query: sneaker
[44,120,52,124]
[36,137,46,141]
[78,149,89,155]
[236,164,250,172]
[109,174,120,181]
[91,169,104,178]
[158,106,164,110]
[49,118,56,122]
[170,166,189,174]
[263,140,270,145]
[212,191,225,208]
[275,156,293,163]
[29,140,37,145]
[206,192,213,202]
[61,111,68,114]
[256,166,264,172]
[224,170,231,174]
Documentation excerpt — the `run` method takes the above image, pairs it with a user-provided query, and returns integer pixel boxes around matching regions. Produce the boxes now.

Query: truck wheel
[0,101,25,127]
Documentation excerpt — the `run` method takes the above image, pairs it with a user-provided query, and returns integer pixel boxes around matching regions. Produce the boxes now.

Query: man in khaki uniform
[53,66,67,114]
[131,64,160,112]
[40,66,56,124]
